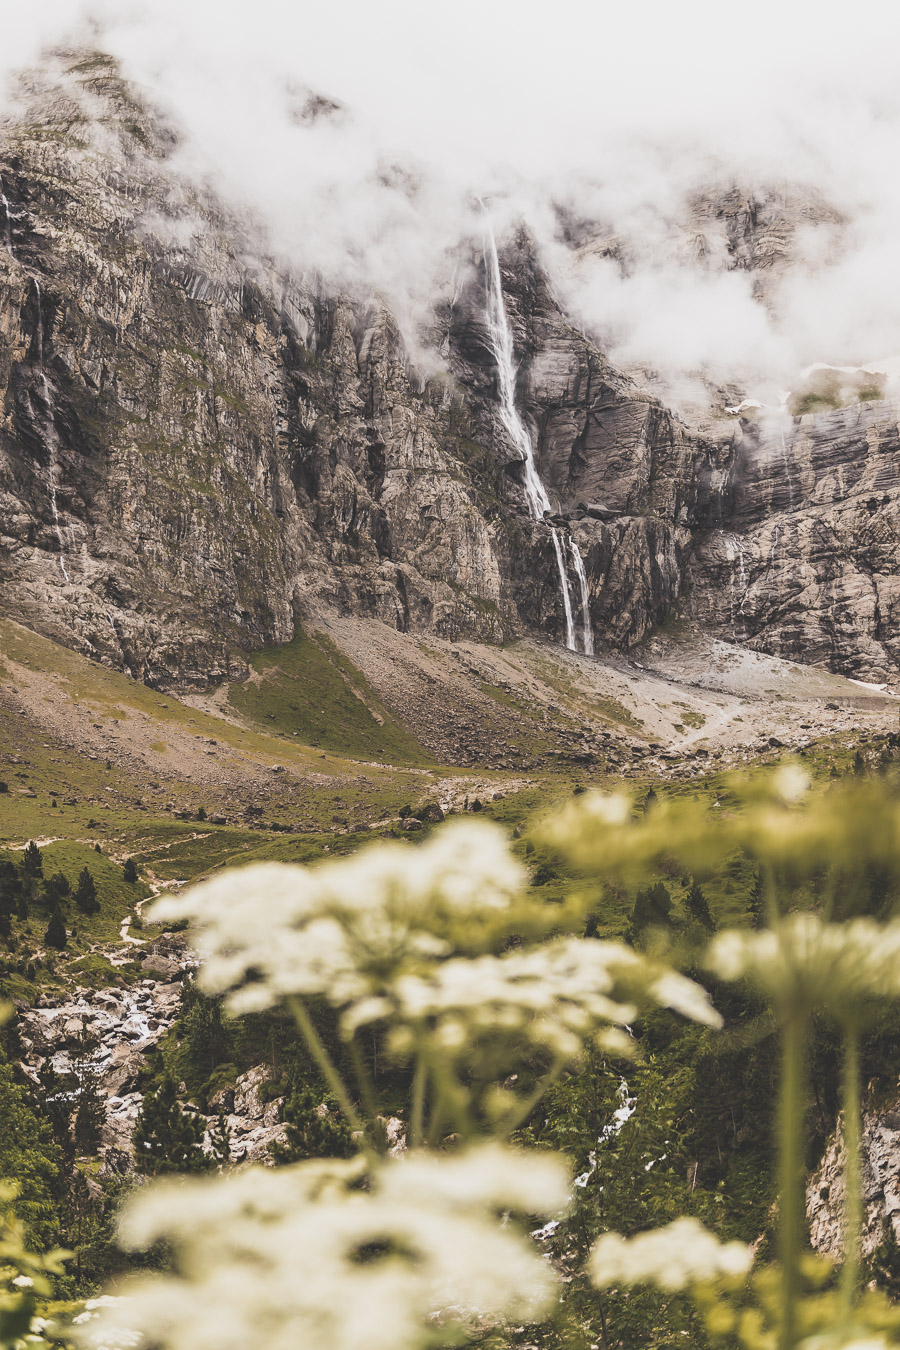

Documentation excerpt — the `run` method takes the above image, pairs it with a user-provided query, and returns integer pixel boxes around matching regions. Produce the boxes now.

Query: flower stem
[349,1037,386,1153]
[778,1007,807,1350]
[410,1056,426,1150]
[287,996,365,1138]
[840,1022,862,1316]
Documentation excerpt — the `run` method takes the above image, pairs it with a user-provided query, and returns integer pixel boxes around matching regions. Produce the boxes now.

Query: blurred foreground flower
[386,935,721,1065]
[589,1216,753,1291]
[707,915,900,1017]
[538,773,900,893]
[80,1145,569,1350]
[150,820,527,1017]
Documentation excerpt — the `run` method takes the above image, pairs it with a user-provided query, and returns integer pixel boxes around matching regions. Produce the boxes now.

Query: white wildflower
[646,968,723,1028]
[385,937,720,1065]
[773,764,811,802]
[707,915,900,1012]
[800,1337,894,1350]
[150,820,526,1015]
[80,1147,569,1350]
[578,793,632,826]
[389,938,636,1061]
[589,1217,752,1290]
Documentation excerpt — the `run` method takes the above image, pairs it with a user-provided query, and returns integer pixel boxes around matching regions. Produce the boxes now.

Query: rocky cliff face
[808,1091,900,1262]
[2,52,899,690]
[683,400,900,682]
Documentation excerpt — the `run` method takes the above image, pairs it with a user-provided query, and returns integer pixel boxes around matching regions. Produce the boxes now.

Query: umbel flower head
[536,770,900,892]
[80,1146,570,1350]
[383,936,722,1066]
[707,915,900,1017]
[589,1217,753,1291]
[153,818,721,1064]
[150,820,527,1016]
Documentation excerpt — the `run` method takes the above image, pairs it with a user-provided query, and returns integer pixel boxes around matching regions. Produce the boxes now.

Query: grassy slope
[225,629,435,766]
[0,612,881,1009]
[0,617,448,838]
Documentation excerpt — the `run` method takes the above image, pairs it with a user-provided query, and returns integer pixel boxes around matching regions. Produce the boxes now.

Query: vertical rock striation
[3,53,900,688]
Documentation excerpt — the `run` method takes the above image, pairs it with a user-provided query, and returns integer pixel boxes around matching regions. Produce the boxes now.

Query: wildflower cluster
[387,935,720,1066]
[79,775,900,1350]
[708,915,900,1018]
[152,819,719,1133]
[85,1146,569,1350]
[538,768,900,904]
[151,821,528,1021]
[589,1216,753,1290]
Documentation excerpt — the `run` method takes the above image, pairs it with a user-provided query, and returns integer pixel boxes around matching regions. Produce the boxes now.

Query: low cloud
[6,0,900,404]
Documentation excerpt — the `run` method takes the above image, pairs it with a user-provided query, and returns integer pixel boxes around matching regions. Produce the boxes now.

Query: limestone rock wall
[3,53,900,689]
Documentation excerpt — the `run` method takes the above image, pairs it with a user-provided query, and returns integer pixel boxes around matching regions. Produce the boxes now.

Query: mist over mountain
[7,1,900,407]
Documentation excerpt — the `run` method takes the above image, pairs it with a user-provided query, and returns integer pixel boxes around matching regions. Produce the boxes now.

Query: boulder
[232,1064,283,1120]
[103,1050,146,1097]
[140,954,182,980]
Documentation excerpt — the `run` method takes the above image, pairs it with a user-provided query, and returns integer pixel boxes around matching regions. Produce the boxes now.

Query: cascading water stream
[778,417,796,510]
[569,538,594,656]
[32,279,71,584]
[481,219,593,654]
[0,172,16,260]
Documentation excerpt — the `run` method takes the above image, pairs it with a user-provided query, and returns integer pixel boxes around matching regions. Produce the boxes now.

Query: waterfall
[570,538,594,656]
[32,279,71,585]
[726,532,749,640]
[0,172,16,260]
[481,219,593,654]
[778,418,796,510]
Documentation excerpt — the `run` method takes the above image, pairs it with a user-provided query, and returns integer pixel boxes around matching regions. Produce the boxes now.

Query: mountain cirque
[1,53,899,693]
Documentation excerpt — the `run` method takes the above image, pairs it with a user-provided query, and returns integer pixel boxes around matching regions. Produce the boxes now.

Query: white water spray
[32,280,71,584]
[569,537,594,656]
[0,173,16,260]
[481,219,593,654]
[778,417,796,510]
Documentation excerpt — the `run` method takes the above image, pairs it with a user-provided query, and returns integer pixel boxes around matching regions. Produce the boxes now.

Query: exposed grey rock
[103,1050,145,1098]
[808,1090,900,1259]
[1,53,899,696]
[140,954,182,980]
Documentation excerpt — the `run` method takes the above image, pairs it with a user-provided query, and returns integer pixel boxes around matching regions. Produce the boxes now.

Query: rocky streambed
[15,932,288,1171]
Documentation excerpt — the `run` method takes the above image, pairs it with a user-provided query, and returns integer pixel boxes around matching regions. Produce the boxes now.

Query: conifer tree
[73,1071,106,1154]
[206,1111,232,1169]
[123,857,138,884]
[180,993,228,1082]
[40,873,69,910]
[37,1063,76,1164]
[685,878,715,931]
[0,863,18,936]
[43,908,67,950]
[74,868,99,916]
[748,871,766,929]
[630,881,672,939]
[133,1077,210,1176]
[272,1083,354,1164]
[22,842,42,878]
[0,1057,66,1248]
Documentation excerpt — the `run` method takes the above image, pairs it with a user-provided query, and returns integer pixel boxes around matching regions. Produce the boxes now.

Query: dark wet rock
[1,56,899,690]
